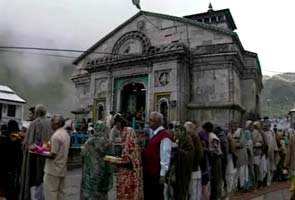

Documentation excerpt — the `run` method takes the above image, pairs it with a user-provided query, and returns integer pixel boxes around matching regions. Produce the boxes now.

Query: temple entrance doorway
[120,82,146,119]
[159,100,169,126]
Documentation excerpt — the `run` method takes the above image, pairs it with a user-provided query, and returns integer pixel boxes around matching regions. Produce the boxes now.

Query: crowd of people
[80,114,295,200]
[78,113,295,200]
[0,104,70,200]
[1,104,295,200]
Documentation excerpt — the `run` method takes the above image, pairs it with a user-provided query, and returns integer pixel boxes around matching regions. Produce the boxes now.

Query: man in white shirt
[142,112,172,200]
[44,115,70,200]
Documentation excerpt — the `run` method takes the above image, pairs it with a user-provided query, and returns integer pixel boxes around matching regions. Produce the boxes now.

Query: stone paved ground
[230,182,290,200]
[66,168,116,200]
[67,169,290,200]
[252,189,290,200]
[66,168,81,200]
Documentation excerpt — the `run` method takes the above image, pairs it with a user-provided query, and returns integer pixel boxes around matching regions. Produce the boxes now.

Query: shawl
[171,130,194,200]
[208,133,223,199]
[213,127,229,156]
[199,129,209,143]
[244,129,254,157]
[252,129,264,148]
[191,133,204,172]
[117,127,143,200]
[208,132,222,155]
[265,130,279,170]
[80,122,113,198]
[232,128,248,168]
[252,128,265,156]
[285,134,295,170]
[19,117,52,200]
[198,129,210,186]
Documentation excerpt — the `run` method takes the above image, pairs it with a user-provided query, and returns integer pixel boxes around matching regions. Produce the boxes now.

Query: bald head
[51,114,65,131]
[35,104,47,117]
[149,112,163,130]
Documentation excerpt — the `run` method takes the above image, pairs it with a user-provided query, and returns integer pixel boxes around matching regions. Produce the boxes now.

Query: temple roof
[184,9,237,31]
[73,10,237,65]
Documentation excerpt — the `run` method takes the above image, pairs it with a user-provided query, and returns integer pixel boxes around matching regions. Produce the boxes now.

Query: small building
[0,85,26,125]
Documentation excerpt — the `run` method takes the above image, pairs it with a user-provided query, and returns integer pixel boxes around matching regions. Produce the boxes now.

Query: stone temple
[71,6,263,127]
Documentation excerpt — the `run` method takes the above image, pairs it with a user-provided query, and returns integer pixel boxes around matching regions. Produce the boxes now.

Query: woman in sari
[169,125,195,200]
[80,121,113,200]
[107,115,143,200]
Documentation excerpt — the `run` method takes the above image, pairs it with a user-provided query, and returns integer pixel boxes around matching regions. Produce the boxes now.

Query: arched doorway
[97,104,104,121]
[120,82,146,118]
[159,98,169,126]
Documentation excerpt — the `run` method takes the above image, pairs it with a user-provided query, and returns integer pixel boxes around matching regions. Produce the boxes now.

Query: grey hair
[35,104,47,117]
[150,112,163,125]
[184,121,197,133]
[51,114,65,127]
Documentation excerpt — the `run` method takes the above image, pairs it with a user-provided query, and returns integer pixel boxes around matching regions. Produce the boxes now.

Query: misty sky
[0,0,294,76]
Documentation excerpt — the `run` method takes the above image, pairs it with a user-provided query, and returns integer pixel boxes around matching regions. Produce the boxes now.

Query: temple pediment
[74,10,235,66]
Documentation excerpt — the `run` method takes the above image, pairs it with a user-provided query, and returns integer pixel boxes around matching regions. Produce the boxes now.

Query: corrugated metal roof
[0,85,26,103]
[0,85,14,93]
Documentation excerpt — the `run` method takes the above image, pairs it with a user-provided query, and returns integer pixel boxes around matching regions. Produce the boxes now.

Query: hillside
[260,73,295,117]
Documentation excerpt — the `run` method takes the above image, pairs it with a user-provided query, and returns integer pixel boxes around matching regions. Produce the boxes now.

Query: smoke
[0,33,77,118]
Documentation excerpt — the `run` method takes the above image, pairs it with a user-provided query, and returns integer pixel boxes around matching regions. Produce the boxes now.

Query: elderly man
[19,104,52,200]
[142,112,172,200]
[44,115,70,200]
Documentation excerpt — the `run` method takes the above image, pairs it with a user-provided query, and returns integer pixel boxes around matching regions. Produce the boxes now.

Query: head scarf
[113,113,129,128]
[94,120,109,138]
[253,121,261,129]
[184,121,197,133]
[245,120,253,128]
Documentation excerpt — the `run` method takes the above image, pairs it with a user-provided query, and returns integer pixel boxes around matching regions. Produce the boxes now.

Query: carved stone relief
[95,78,107,94]
[112,31,151,56]
[137,20,146,31]
[155,70,171,87]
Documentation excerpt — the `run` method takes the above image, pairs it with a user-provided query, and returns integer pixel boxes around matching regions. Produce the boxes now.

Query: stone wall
[191,68,230,105]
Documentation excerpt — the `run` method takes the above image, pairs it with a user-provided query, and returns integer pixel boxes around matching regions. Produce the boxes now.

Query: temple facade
[72,7,263,127]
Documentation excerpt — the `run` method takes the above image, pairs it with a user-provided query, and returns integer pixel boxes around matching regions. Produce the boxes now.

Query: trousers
[237,165,248,188]
[43,173,66,200]
[144,174,164,200]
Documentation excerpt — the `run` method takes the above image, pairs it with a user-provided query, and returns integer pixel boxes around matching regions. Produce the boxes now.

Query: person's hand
[159,176,166,185]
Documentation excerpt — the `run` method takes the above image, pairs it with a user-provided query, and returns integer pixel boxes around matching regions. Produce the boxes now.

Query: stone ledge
[187,103,246,112]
